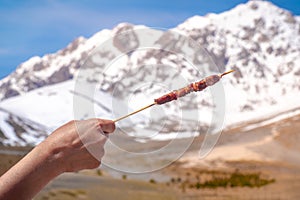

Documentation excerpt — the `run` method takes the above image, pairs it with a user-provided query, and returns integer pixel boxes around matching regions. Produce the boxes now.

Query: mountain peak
[179,0,298,34]
[226,0,296,21]
[112,23,135,34]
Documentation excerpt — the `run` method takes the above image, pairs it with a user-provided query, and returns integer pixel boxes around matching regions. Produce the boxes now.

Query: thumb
[98,119,116,134]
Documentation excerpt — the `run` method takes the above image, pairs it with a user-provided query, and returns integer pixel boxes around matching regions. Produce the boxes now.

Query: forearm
[0,119,115,200]
[0,141,63,200]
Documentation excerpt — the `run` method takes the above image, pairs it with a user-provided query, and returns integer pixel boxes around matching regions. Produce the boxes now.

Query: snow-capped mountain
[0,0,300,146]
[0,108,48,146]
[0,29,112,100]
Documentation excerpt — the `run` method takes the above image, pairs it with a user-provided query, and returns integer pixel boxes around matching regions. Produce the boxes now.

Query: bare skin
[0,118,115,200]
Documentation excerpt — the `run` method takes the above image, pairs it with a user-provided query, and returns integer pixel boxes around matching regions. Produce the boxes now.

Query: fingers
[98,119,116,134]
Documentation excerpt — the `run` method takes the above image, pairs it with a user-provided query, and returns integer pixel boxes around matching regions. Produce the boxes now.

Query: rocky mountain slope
[0,0,299,146]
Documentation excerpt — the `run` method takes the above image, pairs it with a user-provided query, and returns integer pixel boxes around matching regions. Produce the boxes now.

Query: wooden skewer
[113,70,234,122]
[220,69,235,77]
[113,102,156,122]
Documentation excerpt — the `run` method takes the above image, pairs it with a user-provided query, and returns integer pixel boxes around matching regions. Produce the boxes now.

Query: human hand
[0,118,115,200]
[43,118,115,173]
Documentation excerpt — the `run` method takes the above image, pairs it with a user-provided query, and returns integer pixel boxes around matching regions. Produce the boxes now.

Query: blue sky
[0,0,300,79]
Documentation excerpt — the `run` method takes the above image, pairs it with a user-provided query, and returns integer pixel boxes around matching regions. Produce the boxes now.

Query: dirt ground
[1,149,299,200]
[1,114,300,199]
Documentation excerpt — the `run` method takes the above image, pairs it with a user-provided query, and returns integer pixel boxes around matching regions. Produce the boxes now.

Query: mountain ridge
[0,0,299,146]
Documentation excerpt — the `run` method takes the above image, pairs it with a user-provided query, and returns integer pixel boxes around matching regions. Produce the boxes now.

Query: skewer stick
[113,69,234,122]
[220,69,235,77]
[113,102,156,122]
